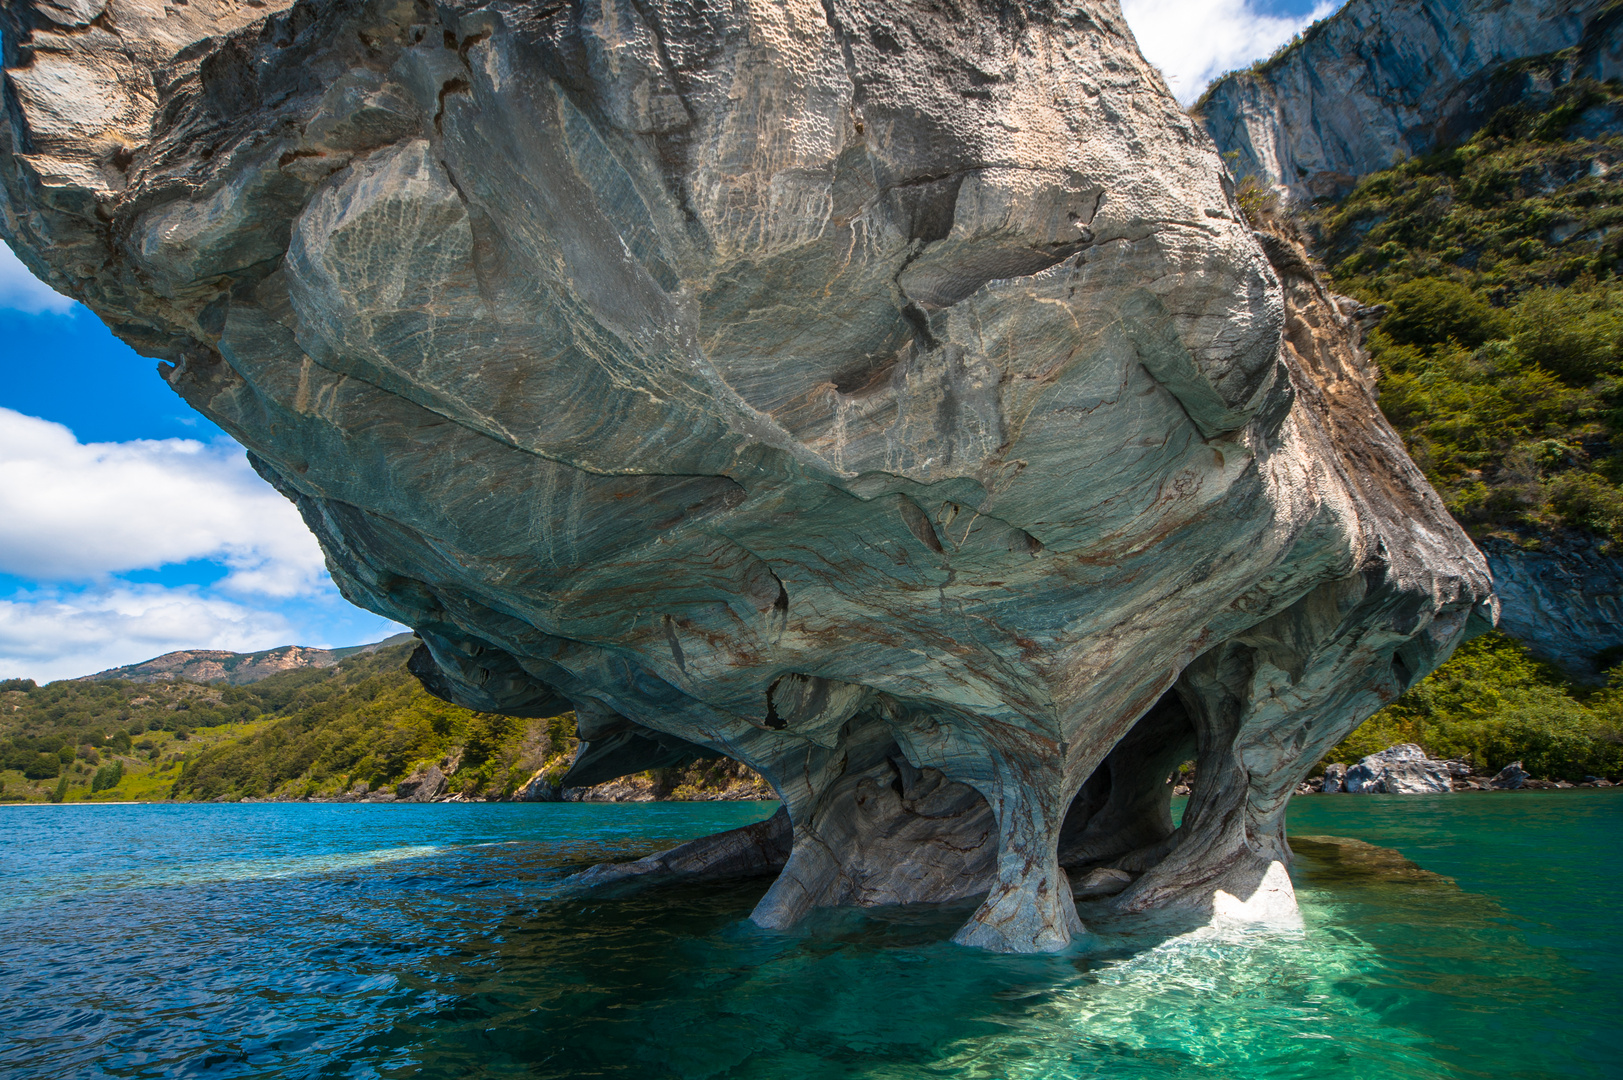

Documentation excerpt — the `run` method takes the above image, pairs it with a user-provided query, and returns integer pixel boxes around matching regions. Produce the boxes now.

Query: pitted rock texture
[1,0,1493,951]
[1199,0,1623,203]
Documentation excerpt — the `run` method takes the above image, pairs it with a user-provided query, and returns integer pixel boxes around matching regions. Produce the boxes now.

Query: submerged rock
[1343,744,1453,795]
[0,0,1492,951]
[1072,867,1134,899]
[566,808,793,892]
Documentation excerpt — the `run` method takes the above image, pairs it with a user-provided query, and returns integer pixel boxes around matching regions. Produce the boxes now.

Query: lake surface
[0,793,1618,1079]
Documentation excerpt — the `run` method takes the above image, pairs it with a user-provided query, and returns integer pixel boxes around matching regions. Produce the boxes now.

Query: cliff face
[1484,537,1623,681]
[1199,0,1623,202]
[0,0,1492,951]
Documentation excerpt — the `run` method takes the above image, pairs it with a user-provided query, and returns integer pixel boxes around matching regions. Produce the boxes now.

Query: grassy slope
[1302,71,1623,775]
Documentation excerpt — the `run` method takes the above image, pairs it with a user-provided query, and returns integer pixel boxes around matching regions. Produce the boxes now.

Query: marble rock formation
[1199,0,1623,203]
[0,0,1493,951]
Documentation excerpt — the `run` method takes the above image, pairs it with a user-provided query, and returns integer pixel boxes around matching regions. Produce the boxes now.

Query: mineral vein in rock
[0,0,1494,951]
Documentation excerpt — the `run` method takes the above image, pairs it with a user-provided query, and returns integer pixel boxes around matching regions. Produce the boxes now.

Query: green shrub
[22,753,59,780]
[1511,287,1623,386]
[91,761,123,792]
[1487,693,1623,779]
[1545,471,1623,538]
[1381,278,1508,349]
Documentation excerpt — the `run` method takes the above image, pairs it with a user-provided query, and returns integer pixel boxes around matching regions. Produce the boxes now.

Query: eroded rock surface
[0,0,1492,951]
[1199,0,1623,203]
[1492,762,1530,790]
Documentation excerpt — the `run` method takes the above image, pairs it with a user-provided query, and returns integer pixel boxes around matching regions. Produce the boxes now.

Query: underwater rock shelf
[0,0,1493,951]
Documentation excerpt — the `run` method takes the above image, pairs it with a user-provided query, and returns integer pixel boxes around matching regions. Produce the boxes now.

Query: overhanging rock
[0,0,1494,952]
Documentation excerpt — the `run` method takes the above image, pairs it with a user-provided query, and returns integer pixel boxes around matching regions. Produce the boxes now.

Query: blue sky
[0,265,407,681]
[0,0,1337,682]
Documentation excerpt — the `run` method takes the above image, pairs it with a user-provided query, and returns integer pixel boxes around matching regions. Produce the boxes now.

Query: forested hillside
[1312,74,1623,542]
[1328,631,1622,778]
[0,643,762,803]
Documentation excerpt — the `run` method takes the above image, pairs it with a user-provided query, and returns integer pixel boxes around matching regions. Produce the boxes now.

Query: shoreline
[5,787,1619,808]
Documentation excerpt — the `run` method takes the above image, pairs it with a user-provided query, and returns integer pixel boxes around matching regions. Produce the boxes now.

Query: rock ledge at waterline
[0,0,1493,952]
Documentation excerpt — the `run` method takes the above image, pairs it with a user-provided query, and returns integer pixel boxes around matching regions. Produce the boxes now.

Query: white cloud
[0,583,299,682]
[0,408,329,596]
[0,242,75,314]
[1122,0,1338,105]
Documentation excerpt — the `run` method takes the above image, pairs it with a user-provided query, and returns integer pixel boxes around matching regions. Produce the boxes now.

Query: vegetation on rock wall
[1312,76,1623,544]
[1299,71,1623,777]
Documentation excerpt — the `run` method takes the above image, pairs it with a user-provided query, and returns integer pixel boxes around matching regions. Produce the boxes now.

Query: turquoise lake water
[0,793,1618,1079]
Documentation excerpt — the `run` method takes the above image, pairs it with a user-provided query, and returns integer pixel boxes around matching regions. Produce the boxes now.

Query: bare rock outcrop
[394,763,448,801]
[0,0,1493,951]
[1342,743,1452,795]
[1482,535,1623,682]
[1492,762,1530,791]
[1199,0,1623,203]
[1319,762,1347,794]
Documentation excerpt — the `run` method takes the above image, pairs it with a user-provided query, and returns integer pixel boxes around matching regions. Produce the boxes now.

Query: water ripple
[0,796,1616,1080]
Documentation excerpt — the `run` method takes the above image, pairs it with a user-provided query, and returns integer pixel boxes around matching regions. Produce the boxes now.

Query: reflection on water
[0,795,1617,1080]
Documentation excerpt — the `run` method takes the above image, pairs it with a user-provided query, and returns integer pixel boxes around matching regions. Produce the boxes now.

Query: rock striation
[1491,762,1530,790]
[0,0,1493,951]
[1319,762,1347,794]
[1198,0,1623,203]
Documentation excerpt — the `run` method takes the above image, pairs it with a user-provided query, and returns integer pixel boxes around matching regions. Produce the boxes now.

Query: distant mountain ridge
[81,633,418,686]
